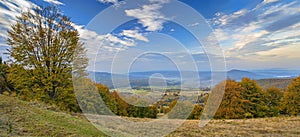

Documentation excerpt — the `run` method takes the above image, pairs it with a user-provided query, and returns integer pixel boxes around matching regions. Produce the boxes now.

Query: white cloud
[0,0,133,67]
[0,0,37,44]
[262,0,279,4]
[120,30,149,42]
[210,1,300,59]
[0,0,38,60]
[74,25,138,69]
[149,0,170,4]
[188,22,200,27]
[97,0,119,6]
[232,29,269,50]
[255,42,300,62]
[210,9,248,26]
[77,25,140,49]
[76,25,135,50]
[207,0,300,70]
[43,0,64,5]
[125,1,169,32]
[104,33,135,46]
[0,0,37,26]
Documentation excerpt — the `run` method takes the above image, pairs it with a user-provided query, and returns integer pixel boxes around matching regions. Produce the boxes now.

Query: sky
[0,0,300,73]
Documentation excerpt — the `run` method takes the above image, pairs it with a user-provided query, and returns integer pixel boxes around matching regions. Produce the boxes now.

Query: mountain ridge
[88,69,300,88]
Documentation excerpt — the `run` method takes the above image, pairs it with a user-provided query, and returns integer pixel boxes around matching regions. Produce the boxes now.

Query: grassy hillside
[1,95,299,137]
[0,95,105,137]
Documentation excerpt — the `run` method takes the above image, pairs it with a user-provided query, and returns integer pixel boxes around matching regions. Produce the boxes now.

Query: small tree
[7,6,88,112]
[188,104,203,119]
[239,78,268,118]
[265,87,283,116]
[281,76,300,116]
[167,101,194,119]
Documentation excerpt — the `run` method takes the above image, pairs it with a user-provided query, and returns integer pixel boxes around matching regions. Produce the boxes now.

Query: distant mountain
[251,69,300,78]
[227,69,269,80]
[129,71,181,79]
[88,69,300,88]
[227,69,300,80]
[88,71,183,89]
[88,72,127,88]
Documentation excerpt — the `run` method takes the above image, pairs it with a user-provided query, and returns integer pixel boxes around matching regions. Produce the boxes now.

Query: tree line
[161,77,300,119]
[191,77,300,119]
[74,79,158,118]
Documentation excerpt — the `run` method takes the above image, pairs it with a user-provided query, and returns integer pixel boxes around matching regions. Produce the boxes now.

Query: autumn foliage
[214,80,247,119]
[214,76,300,119]
[281,76,300,116]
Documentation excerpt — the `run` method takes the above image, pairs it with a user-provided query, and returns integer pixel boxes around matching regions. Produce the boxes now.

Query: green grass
[0,95,106,137]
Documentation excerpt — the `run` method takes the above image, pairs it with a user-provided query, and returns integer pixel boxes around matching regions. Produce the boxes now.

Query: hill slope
[1,95,299,136]
[0,95,105,137]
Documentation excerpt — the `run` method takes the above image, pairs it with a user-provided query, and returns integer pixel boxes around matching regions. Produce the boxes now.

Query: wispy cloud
[77,27,150,55]
[97,0,120,6]
[125,0,170,31]
[262,0,279,4]
[209,0,300,66]
[76,26,134,51]
[188,22,200,27]
[148,0,170,4]
[91,0,170,67]
[0,0,37,43]
[0,0,38,59]
[96,0,167,53]
[43,0,64,5]
[120,30,149,42]
[198,1,300,70]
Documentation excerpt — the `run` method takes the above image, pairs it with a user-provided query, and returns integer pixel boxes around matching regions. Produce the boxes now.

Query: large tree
[281,76,300,116]
[7,6,88,112]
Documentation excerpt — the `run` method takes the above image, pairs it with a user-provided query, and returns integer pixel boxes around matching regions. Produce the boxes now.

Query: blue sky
[0,0,300,73]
